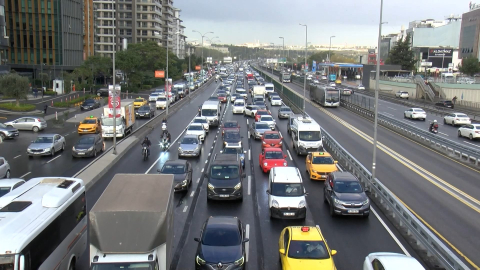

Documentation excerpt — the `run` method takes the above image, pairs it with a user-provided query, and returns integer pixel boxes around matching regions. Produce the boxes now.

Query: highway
[259,65,480,269]
[76,73,422,270]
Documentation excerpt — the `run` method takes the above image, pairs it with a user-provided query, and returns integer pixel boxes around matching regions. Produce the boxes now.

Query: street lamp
[299,23,307,114]
[165,29,181,117]
[279,37,285,94]
[192,30,214,77]
[328,36,335,62]
[439,46,451,72]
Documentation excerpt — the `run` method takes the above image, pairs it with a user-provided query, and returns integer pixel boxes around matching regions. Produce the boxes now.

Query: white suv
[267,167,307,220]
[395,91,409,99]
[232,100,245,114]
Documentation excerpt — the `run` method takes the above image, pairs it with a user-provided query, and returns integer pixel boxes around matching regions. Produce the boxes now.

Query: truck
[174,83,186,98]
[253,85,266,97]
[101,101,135,138]
[279,72,291,83]
[90,174,174,270]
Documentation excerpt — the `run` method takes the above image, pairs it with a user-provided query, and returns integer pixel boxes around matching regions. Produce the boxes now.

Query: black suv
[435,100,454,109]
[206,154,245,201]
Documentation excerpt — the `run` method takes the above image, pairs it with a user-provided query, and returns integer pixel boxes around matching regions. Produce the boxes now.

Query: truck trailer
[101,101,135,138]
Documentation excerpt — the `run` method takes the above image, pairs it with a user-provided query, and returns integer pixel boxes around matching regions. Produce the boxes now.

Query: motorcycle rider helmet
[433,120,437,123]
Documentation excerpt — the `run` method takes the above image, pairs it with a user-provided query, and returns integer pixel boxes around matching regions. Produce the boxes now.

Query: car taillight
[412,113,416,114]
[476,131,480,134]
[36,118,42,122]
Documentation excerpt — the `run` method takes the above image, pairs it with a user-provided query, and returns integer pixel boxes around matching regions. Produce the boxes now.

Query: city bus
[0,177,87,270]
[311,86,341,107]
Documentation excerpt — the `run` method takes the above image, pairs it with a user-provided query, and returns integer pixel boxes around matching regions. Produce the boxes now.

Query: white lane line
[248,149,251,161]
[13,155,21,159]
[464,141,480,148]
[371,207,410,256]
[279,131,282,137]
[64,134,70,137]
[387,107,397,110]
[197,178,200,183]
[205,160,208,164]
[439,132,449,136]
[245,224,250,262]
[183,206,188,212]
[248,176,251,195]
[46,155,62,164]
[201,168,204,172]
[19,172,31,178]
[246,119,249,125]
[190,191,195,197]
[287,149,293,161]
[383,112,394,117]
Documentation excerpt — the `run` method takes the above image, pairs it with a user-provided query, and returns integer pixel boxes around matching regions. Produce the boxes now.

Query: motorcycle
[142,146,149,160]
[161,122,167,131]
[160,139,170,151]
[429,124,438,134]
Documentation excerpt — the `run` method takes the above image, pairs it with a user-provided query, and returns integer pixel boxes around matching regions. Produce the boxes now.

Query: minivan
[206,154,245,201]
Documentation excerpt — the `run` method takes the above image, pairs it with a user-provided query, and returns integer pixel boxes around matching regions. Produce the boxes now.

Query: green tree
[80,55,112,88]
[38,73,49,89]
[386,33,417,70]
[458,56,480,76]
[0,73,30,106]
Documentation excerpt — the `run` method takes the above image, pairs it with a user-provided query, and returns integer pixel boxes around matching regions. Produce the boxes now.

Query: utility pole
[300,24,307,114]
[193,30,214,78]
[112,21,117,155]
[279,37,285,94]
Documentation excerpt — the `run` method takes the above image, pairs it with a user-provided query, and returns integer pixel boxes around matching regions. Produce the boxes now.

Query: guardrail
[321,128,470,270]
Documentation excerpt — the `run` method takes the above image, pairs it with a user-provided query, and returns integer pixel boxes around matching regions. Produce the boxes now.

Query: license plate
[348,209,359,214]
[283,212,295,216]
[77,152,85,155]
[219,194,230,198]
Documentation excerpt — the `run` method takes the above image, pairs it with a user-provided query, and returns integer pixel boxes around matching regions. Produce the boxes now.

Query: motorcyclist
[141,137,151,156]
[161,131,171,148]
[429,119,439,132]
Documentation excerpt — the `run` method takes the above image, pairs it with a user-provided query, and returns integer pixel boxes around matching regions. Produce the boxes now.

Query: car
[206,154,245,201]
[305,151,338,180]
[133,97,148,109]
[259,148,287,173]
[271,96,282,106]
[341,89,353,96]
[230,93,241,103]
[0,123,19,140]
[4,116,47,132]
[279,226,337,270]
[78,116,101,134]
[178,134,202,158]
[148,92,160,102]
[261,131,283,149]
[186,123,206,141]
[259,115,276,130]
[159,159,193,192]
[156,95,168,110]
[27,134,66,157]
[313,79,320,84]
[358,84,365,90]
[444,113,471,126]
[329,82,336,87]
[253,95,265,104]
[221,143,245,169]
[324,171,370,217]
[0,157,11,178]
[404,108,426,121]
[217,89,227,96]
[80,99,101,111]
[218,93,228,103]
[363,252,425,270]
[321,75,328,80]
[193,116,209,133]
[267,167,307,219]
[232,100,246,114]
[395,91,409,99]
[194,216,248,269]
[135,105,155,119]
[250,122,271,140]
[278,106,293,119]
[458,124,480,140]
[72,134,105,158]
[0,179,26,198]
[254,110,271,122]
[244,105,260,117]
[268,92,279,101]
[435,100,454,109]
[223,129,242,146]
[222,120,240,136]
[95,88,109,97]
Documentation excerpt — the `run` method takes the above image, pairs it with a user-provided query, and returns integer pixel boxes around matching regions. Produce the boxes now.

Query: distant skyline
[176,0,470,47]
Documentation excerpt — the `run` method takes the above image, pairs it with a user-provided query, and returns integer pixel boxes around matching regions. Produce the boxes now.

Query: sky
[175,0,471,47]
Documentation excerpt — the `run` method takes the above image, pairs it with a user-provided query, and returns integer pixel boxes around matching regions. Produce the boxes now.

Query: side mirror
[331,250,337,256]
[243,238,250,243]
[220,150,223,153]
[279,248,285,255]
[266,190,270,195]
[305,192,309,196]
[307,160,311,164]
[322,136,325,140]
[194,237,200,242]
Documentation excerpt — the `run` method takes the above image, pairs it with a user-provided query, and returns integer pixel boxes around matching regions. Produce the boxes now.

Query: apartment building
[172,7,185,59]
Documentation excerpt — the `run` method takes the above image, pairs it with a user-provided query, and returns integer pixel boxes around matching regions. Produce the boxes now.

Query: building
[161,0,173,48]
[0,0,10,71]
[93,0,116,58]
[459,3,480,59]
[367,48,384,65]
[84,0,94,59]
[172,7,185,59]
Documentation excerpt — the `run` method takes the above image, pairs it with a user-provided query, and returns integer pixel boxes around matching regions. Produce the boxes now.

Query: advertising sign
[108,85,121,118]
[195,65,201,71]
[312,61,316,72]
[155,70,165,78]
[206,57,213,64]
[428,48,453,58]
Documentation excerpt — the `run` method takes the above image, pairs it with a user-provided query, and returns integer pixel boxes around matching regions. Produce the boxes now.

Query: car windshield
[265,151,283,159]
[456,114,468,118]
[202,109,217,116]
[161,164,185,174]
[210,165,239,179]
[334,181,363,193]
[139,106,150,111]
[33,137,53,143]
[280,108,291,112]
[271,183,304,196]
[235,102,244,106]
[312,156,334,164]
[256,123,269,130]
[224,122,238,128]
[225,132,240,140]
[135,99,144,102]
[157,97,167,101]
[0,187,12,197]
[261,116,273,122]
[0,123,7,128]
[264,133,280,139]
[83,100,95,104]
[82,119,97,124]
[78,137,95,144]
[224,147,242,154]
[299,131,321,141]
[202,226,241,246]
[194,118,207,124]
[218,94,226,97]
[181,137,199,144]
[272,97,281,100]
[150,93,158,96]
[326,90,339,102]
[287,240,330,259]
[414,109,425,113]
[188,125,203,131]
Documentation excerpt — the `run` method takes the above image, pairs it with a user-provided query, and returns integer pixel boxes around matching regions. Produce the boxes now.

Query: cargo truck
[90,174,174,270]
[101,101,135,138]
[253,85,266,97]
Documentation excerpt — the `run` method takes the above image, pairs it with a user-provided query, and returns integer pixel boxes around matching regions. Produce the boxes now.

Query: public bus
[0,177,87,270]
[311,86,341,107]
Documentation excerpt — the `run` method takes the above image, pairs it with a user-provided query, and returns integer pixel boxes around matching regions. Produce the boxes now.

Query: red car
[222,120,240,136]
[254,110,270,122]
[218,93,228,103]
[261,131,283,149]
[259,148,287,173]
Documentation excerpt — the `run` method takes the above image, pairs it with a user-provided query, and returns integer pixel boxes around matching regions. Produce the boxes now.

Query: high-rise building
[93,0,115,58]
[5,0,84,75]
[172,7,185,59]
[0,0,10,70]
[161,0,173,48]
[84,0,94,59]
[459,4,480,59]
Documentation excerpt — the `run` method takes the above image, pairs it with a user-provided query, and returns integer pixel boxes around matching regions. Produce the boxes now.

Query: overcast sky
[176,0,471,47]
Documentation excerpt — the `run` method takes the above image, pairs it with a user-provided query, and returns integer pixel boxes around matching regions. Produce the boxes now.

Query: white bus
[0,177,87,270]
[311,86,340,107]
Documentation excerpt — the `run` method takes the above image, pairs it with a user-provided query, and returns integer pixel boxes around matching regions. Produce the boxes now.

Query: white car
[355,74,361,80]
[186,123,206,141]
[444,113,471,126]
[404,108,426,121]
[192,116,209,133]
[313,79,320,84]
[149,92,160,102]
[0,179,26,198]
[358,84,365,90]
[363,253,424,270]
[260,115,276,130]
[0,157,10,178]
[155,95,168,110]
[244,105,259,117]
[458,124,480,140]
[395,91,409,99]
[321,75,327,80]
[267,167,306,220]
[329,82,336,87]
[270,96,282,106]
[232,100,245,114]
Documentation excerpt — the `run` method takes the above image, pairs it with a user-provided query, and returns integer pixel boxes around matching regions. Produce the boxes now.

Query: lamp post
[299,24,307,114]
[328,36,335,78]
[112,13,118,155]
[279,37,285,94]
[193,30,214,77]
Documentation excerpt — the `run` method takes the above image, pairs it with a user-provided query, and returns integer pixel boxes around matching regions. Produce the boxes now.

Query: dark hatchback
[72,134,104,158]
[323,172,370,217]
[435,100,454,109]
[194,216,248,270]
[80,99,101,111]
[206,154,245,201]
[135,105,155,119]
[223,129,242,146]
[158,159,192,192]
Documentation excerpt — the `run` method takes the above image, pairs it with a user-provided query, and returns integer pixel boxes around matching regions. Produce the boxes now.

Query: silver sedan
[27,134,66,157]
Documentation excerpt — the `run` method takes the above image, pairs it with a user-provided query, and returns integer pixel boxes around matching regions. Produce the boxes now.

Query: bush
[0,103,36,112]
[44,91,57,95]
[142,84,152,90]
[53,94,96,107]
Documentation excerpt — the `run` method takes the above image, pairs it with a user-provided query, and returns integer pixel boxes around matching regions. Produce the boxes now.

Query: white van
[265,83,274,95]
[201,100,220,126]
[267,167,307,220]
[232,99,245,114]
[290,116,322,155]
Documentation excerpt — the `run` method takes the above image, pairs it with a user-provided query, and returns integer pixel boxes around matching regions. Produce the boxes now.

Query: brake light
[36,118,42,122]
[476,131,480,134]
[301,226,310,232]
[412,113,416,114]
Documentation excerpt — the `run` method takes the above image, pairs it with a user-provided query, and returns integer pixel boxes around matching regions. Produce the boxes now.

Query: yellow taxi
[78,116,101,135]
[133,97,147,109]
[335,78,342,85]
[279,226,337,270]
[305,152,338,180]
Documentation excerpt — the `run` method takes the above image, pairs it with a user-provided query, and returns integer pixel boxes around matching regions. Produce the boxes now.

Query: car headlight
[208,183,215,190]
[298,200,306,208]
[234,256,245,266]
[279,141,283,144]
[72,146,76,151]
[362,199,370,205]
[234,183,242,190]
[272,199,279,208]
[334,198,346,205]
[262,141,266,144]
[196,255,206,265]
[182,180,188,186]
[178,147,182,152]
[88,147,94,151]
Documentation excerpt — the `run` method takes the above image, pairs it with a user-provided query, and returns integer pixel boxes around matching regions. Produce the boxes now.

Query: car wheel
[329,204,335,217]
[324,192,328,203]
[0,133,5,140]
[61,143,65,151]
[453,121,457,126]
[94,149,97,157]
[458,130,462,137]
[51,148,55,156]
[404,113,407,118]
[444,119,447,125]
[5,170,10,179]
[32,126,39,132]
[363,212,370,218]
[469,134,474,140]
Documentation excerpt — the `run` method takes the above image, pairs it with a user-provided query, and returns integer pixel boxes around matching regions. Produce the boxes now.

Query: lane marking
[439,132,449,136]
[190,191,195,197]
[383,112,394,117]
[248,176,251,195]
[205,160,208,164]
[287,149,293,161]
[248,149,251,161]
[197,178,200,183]
[64,134,70,137]
[46,155,61,164]
[464,141,480,148]
[183,206,188,212]
[336,164,343,172]
[201,168,204,172]
[387,107,397,110]
[371,207,410,256]
[245,224,250,262]
[246,119,249,125]
[13,155,21,159]
[19,172,31,178]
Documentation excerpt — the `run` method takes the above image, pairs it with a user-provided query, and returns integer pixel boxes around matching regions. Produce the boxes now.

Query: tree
[458,56,480,76]
[38,73,49,88]
[386,33,417,70]
[0,73,30,106]
[80,55,112,87]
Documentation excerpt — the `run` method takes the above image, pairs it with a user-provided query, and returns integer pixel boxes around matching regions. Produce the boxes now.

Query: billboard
[428,48,453,58]
[108,85,121,118]
[312,61,316,72]
[154,70,165,78]
[195,65,201,70]
[206,57,213,64]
